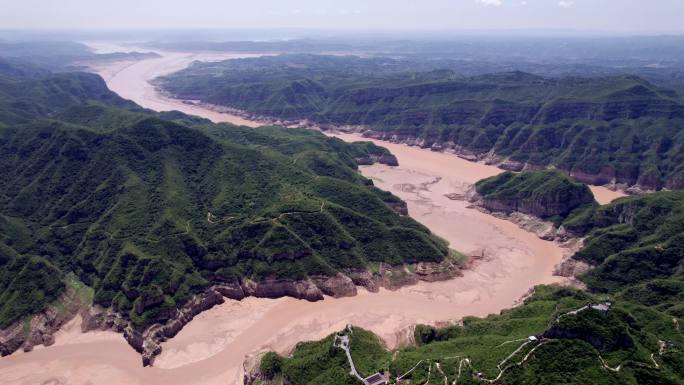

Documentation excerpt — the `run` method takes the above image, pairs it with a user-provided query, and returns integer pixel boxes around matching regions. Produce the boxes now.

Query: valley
[1,3,683,383]
[157,54,684,192]
[0,48,612,385]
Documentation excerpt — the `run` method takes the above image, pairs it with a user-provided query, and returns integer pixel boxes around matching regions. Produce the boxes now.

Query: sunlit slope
[257,287,684,385]
[255,173,684,385]
[476,170,684,296]
[159,54,684,190]
[0,67,448,331]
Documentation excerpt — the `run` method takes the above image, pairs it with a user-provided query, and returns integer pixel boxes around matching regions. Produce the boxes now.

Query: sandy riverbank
[588,186,627,205]
[0,47,607,385]
[89,42,266,127]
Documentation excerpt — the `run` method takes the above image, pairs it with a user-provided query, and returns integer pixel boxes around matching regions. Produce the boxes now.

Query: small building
[591,302,612,312]
[365,372,388,385]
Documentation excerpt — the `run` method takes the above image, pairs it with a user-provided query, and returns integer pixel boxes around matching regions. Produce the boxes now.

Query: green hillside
[573,191,684,294]
[477,171,684,297]
[0,67,449,332]
[474,170,597,221]
[255,175,684,385]
[158,54,684,190]
[255,286,684,385]
[0,70,140,124]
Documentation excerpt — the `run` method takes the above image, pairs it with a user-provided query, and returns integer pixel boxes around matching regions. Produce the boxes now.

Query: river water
[0,46,623,385]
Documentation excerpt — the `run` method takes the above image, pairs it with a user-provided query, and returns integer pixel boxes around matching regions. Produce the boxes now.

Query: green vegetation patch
[573,191,684,294]
[259,286,684,385]
[0,64,448,330]
[158,54,684,190]
[475,170,597,220]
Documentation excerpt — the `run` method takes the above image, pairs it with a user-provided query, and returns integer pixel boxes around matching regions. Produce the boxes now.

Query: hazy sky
[2,0,683,33]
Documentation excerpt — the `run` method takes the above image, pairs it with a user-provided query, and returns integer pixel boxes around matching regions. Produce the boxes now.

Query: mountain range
[158,54,684,191]
[0,61,454,363]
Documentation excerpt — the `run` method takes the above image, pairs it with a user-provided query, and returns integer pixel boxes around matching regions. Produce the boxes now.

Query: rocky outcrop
[477,189,593,219]
[347,270,380,292]
[0,286,87,356]
[472,170,596,219]
[63,260,464,367]
[369,261,464,291]
[354,153,399,167]
[240,278,324,301]
[386,200,409,216]
[498,160,525,172]
[482,210,568,241]
[0,313,60,356]
[554,257,592,278]
[412,262,463,282]
[243,352,284,385]
[312,274,357,297]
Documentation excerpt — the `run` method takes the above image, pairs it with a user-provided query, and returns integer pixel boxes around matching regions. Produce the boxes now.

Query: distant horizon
[2,27,684,43]
[2,0,684,34]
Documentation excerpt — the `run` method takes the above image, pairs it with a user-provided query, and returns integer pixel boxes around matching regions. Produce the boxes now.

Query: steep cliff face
[0,259,464,366]
[473,170,596,219]
[570,191,684,292]
[0,278,91,356]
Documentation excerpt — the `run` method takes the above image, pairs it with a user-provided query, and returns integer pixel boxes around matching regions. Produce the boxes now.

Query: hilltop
[473,170,596,220]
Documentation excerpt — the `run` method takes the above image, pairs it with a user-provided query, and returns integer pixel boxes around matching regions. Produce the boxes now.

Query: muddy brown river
[0,45,624,385]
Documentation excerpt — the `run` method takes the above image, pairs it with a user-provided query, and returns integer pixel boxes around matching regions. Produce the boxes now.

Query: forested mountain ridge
[158,54,684,191]
[0,41,158,71]
[0,64,455,364]
[474,171,684,297]
[0,69,140,124]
